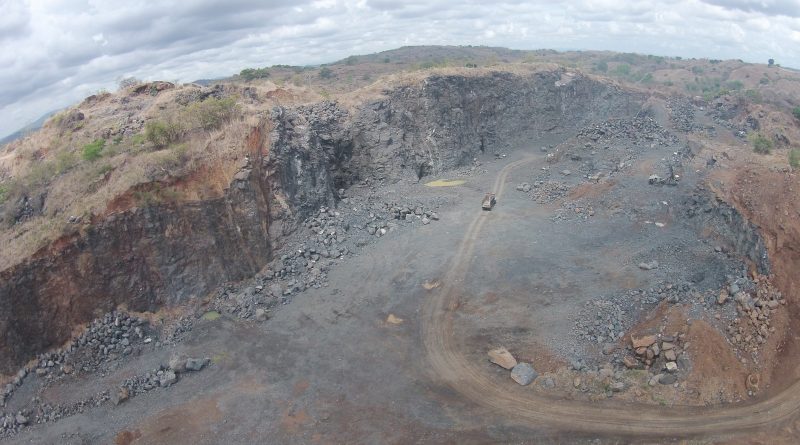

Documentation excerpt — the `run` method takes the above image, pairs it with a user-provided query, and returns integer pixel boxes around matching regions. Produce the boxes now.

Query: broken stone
[638,261,659,271]
[488,347,517,370]
[664,349,677,361]
[185,358,210,372]
[610,381,625,392]
[112,387,130,405]
[651,343,660,357]
[718,289,729,305]
[661,341,674,350]
[510,363,537,386]
[658,374,677,385]
[631,334,657,349]
[665,362,678,373]
[159,370,178,387]
[648,374,662,387]
[623,356,640,369]
[15,414,28,425]
[255,308,269,322]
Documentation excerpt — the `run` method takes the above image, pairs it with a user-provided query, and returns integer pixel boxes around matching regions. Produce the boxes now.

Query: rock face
[0,70,644,373]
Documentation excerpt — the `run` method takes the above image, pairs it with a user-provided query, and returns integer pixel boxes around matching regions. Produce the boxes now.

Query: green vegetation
[319,67,334,79]
[725,80,744,90]
[750,133,773,154]
[185,96,239,131]
[239,67,271,81]
[790,148,800,168]
[613,64,631,76]
[131,133,146,146]
[94,163,114,177]
[54,150,78,174]
[145,120,184,148]
[344,56,358,66]
[0,183,9,204]
[793,106,800,120]
[383,57,390,63]
[81,139,106,161]
[594,60,608,73]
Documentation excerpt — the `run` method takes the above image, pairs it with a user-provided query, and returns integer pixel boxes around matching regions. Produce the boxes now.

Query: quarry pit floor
[6,138,800,444]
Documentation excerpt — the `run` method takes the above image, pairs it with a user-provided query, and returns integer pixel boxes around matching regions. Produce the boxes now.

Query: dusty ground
[5,93,800,443]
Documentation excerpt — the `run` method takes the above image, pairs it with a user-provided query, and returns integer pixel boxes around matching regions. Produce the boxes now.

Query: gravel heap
[576,115,679,147]
[667,96,703,133]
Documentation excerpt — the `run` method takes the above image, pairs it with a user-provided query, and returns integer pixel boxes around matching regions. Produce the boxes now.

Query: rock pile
[576,116,678,147]
[487,348,537,386]
[722,274,785,354]
[623,333,686,385]
[667,97,702,133]
[2,311,151,408]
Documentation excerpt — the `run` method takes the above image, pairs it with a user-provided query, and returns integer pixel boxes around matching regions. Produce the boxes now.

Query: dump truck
[482,193,496,210]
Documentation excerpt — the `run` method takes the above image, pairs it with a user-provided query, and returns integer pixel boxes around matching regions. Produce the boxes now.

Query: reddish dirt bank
[721,166,800,391]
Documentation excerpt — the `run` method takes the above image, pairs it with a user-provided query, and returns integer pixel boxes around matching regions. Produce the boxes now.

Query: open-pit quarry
[1,62,800,444]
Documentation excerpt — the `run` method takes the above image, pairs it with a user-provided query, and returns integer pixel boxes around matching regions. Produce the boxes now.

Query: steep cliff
[0,70,645,373]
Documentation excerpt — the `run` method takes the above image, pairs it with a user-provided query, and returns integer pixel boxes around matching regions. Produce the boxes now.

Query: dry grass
[2,49,800,270]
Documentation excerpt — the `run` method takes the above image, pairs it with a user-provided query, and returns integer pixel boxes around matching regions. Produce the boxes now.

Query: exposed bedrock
[0,70,644,372]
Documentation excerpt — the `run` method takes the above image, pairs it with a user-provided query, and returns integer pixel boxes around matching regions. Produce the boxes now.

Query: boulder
[488,347,517,370]
[510,363,537,386]
[622,356,640,369]
[185,358,210,372]
[159,370,178,387]
[631,334,657,349]
[659,374,677,385]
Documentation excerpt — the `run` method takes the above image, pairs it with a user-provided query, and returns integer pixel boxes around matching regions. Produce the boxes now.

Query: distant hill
[0,109,60,147]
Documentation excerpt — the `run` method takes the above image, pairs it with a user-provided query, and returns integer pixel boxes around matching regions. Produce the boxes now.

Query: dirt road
[421,155,800,436]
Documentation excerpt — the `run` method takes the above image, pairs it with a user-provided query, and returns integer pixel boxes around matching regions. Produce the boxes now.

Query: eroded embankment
[0,70,644,373]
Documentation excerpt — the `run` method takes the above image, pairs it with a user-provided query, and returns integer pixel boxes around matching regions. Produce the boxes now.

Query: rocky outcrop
[0,70,646,372]
[266,70,643,215]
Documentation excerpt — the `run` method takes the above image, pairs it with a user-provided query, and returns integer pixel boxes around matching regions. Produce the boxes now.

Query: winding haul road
[421,155,800,437]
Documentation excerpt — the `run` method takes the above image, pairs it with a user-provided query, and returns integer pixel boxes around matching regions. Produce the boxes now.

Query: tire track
[421,155,800,436]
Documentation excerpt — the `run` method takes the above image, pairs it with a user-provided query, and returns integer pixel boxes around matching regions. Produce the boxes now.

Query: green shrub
[145,120,184,147]
[613,64,631,76]
[790,148,800,168]
[793,107,800,120]
[131,133,146,146]
[185,97,238,131]
[725,80,744,90]
[0,183,9,204]
[750,133,773,154]
[319,67,334,79]
[81,139,106,161]
[344,56,357,66]
[595,60,608,73]
[239,67,270,81]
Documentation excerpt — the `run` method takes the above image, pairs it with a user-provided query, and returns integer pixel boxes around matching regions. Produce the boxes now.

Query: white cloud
[1,0,799,138]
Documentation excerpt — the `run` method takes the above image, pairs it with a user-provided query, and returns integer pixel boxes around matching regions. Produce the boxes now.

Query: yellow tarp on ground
[424,179,465,187]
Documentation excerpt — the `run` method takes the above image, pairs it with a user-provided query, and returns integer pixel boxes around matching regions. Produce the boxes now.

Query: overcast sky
[1,0,799,138]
